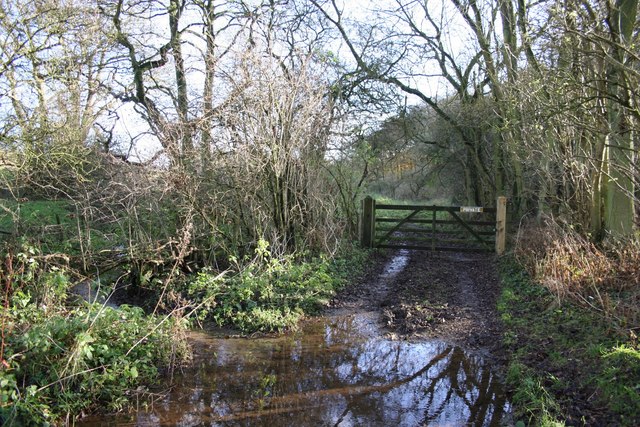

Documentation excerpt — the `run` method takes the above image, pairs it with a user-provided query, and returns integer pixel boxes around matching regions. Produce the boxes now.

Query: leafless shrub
[205,50,341,255]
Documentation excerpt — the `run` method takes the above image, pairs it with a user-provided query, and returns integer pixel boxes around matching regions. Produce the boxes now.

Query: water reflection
[380,249,410,279]
[82,313,509,426]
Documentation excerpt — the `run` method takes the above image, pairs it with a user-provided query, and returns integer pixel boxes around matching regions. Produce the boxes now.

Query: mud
[331,249,505,361]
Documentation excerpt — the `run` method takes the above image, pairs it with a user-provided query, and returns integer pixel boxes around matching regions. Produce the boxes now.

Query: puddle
[80,312,510,426]
[79,252,509,426]
[380,249,410,278]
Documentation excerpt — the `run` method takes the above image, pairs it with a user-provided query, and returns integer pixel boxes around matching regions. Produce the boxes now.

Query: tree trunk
[603,0,637,236]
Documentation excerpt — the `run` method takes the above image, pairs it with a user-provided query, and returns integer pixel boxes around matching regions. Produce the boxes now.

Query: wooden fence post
[361,196,376,248]
[495,196,507,255]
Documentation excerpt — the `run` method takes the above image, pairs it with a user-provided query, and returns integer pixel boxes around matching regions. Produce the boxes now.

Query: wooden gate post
[495,196,507,254]
[361,196,376,248]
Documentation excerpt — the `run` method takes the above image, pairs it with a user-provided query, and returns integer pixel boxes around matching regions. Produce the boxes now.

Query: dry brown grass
[514,217,640,329]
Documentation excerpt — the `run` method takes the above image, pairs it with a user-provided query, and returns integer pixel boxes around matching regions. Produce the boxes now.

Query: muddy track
[331,249,505,362]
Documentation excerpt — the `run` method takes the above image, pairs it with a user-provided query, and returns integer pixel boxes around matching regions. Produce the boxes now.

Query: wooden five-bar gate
[360,196,507,254]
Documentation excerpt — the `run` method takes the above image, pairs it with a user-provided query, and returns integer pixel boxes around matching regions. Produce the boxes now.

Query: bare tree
[310,0,507,206]
[94,0,344,256]
[0,0,112,198]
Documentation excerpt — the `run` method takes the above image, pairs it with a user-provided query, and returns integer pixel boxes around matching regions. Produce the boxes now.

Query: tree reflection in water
[81,314,509,426]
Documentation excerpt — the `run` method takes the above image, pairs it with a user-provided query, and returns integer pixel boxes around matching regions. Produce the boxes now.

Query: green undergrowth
[499,256,640,426]
[0,248,189,426]
[182,239,369,333]
[0,235,369,423]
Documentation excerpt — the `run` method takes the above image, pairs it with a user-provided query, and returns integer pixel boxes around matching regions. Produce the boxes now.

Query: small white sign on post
[460,206,483,213]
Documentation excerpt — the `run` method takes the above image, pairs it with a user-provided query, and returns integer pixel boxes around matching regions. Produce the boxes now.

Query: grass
[0,199,74,234]
[0,199,86,256]
[499,256,640,425]
[0,198,138,260]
